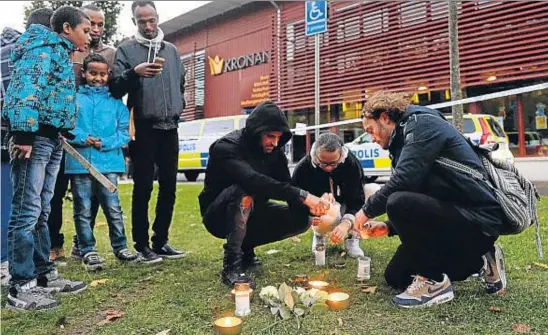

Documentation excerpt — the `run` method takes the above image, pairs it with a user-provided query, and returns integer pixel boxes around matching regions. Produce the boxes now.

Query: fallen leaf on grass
[90,279,109,287]
[511,323,531,333]
[339,252,347,258]
[266,249,280,255]
[96,309,125,326]
[190,224,196,227]
[533,262,548,269]
[283,264,292,268]
[361,285,377,294]
[337,318,343,327]
[488,306,504,313]
[290,236,301,243]
[155,330,171,335]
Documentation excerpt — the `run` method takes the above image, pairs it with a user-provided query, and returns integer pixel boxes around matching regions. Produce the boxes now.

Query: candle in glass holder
[234,282,251,317]
[231,288,254,301]
[356,256,371,281]
[214,316,242,335]
[307,280,329,291]
[315,243,326,266]
[327,292,350,311]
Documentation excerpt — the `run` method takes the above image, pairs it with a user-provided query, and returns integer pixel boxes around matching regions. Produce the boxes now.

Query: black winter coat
[363,105,508,237]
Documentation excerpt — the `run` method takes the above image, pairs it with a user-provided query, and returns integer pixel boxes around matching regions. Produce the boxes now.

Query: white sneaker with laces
[344,237,365,258]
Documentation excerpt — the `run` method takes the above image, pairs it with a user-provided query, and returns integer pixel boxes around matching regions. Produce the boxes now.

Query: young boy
[2,6,91,311]
[67,54,146,271]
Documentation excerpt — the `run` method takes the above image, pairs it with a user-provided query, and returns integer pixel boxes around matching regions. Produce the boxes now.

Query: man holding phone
[110,1,187,264]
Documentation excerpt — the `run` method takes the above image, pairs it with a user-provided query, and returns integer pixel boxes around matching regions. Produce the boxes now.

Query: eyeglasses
[317,160,340,168]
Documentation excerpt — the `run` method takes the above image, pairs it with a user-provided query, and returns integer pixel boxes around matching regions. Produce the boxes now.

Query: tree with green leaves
[23,1,123,44]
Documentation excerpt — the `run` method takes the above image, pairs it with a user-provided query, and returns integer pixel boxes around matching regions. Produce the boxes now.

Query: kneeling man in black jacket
[199,101,328,287]
[354,91,509,308]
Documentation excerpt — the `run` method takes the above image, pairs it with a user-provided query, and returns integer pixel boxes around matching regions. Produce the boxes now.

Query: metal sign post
[305,1,327,140]
[314,34,320,139]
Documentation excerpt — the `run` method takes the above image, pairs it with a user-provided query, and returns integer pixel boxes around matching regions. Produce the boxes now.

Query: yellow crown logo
[208,55,224,75]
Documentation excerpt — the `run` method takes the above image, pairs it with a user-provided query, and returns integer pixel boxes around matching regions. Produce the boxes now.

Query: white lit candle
[234,283,251,317]
[307,280,329,291]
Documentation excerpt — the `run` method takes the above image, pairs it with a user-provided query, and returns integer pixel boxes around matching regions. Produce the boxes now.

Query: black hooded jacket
[198,101,303,214]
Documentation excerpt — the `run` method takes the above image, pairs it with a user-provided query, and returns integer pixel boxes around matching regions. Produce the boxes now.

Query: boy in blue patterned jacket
[67,54,145,271]
[2,6,91,311]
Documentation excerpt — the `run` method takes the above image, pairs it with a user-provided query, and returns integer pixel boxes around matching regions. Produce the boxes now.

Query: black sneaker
[153,244,188,260]
[136,246,163,265]
[82,252,105,272]
[242,249,262,268]
[115,248,139,262]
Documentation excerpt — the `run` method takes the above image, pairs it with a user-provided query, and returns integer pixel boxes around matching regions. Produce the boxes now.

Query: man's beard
[90,39,100,48]
[378,124,394,150]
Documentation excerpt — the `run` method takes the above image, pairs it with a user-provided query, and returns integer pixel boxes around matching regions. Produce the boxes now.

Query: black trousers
[47,154,70,249]
[129,127,178,251]
[384,191,498,290]
[202,185,310,255]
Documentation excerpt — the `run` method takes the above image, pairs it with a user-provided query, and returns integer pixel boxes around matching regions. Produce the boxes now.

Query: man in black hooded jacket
[199,101,328,287]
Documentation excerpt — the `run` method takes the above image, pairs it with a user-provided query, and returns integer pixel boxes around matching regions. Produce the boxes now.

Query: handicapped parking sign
[305,1,327,36]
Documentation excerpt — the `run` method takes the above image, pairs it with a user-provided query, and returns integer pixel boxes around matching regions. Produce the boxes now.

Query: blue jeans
[1,161,12,263]
[72,173,128,255]
[8,136,61,287]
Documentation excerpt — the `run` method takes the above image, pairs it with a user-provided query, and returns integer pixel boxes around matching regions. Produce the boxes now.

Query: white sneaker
[1,261,10,287]
[344,238,365,258]
[311,234,326,253]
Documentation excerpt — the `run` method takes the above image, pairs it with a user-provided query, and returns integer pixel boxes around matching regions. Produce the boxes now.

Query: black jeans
[47,154,70,249]
[384,191,498,290]
[129,127,178,251]
[202,185,310,255]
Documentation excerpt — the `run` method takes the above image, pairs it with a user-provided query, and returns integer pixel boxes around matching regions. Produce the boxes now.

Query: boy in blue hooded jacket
[2,6,90,311]
[66,54,146,271]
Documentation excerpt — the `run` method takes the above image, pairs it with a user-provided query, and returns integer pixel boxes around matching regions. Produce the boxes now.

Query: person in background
[2,6,91,311]
[48,3,117,265]
[109,1,187,263]
[67,54,144,271]
[291,132,366,258]
[0,7,54,286]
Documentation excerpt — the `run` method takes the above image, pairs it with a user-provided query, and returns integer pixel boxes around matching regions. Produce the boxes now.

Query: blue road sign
[305,1,327,36]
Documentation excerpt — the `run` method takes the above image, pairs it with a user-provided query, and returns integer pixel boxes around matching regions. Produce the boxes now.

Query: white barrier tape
[290,82,548,132]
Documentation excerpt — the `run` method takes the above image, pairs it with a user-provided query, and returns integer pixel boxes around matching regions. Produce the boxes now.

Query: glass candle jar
[234,282,251,317]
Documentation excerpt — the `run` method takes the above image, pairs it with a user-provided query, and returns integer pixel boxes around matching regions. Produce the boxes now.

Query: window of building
[363,8,388,36]
[400,2,427,28]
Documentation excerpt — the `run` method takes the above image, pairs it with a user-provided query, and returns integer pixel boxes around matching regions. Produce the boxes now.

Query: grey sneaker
[83,252,105,271]
[344,237,365,258]
[481,244,507,294]
[6,279,58,311]
[115,248,139,262]
[38,270,87,294]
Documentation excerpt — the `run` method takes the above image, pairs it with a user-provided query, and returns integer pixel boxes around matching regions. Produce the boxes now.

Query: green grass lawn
[2,184,548,335]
